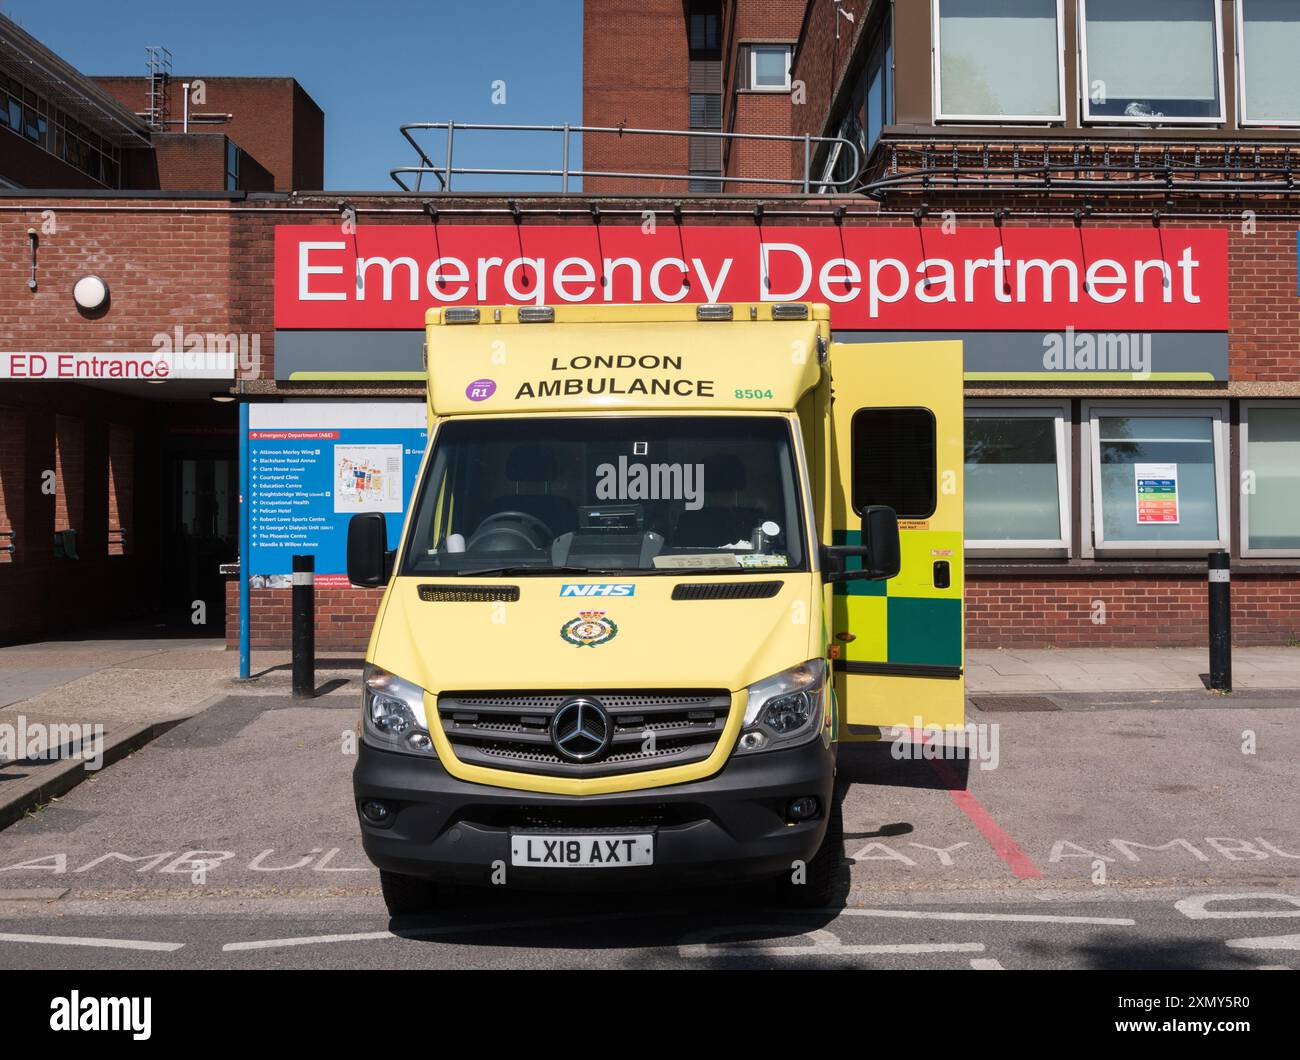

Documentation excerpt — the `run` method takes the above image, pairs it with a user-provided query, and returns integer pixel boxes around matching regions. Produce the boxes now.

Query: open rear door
[828,340,964,734]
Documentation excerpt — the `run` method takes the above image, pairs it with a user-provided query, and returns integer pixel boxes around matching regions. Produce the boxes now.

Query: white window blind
[1241,0,1300,123]
[1083,0,1220,117]
[937,0,1061,118]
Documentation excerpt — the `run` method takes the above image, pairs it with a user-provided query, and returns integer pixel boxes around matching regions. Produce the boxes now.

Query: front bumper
[353,736,835,889]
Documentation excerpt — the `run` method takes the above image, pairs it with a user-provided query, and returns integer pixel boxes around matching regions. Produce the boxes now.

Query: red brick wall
[95,77,324,191]
[2,195,1300,650]
[52,414,84,535]
[107,422,132,556]
[727,93,795,191]
[224,579,383,652]
[723,0,805,188]
[148,134,229,192]
[582,0,691,193]
[968,575,1300,648]
[0,385,166,643]
[0,404,22,565]
[0,201,237,358]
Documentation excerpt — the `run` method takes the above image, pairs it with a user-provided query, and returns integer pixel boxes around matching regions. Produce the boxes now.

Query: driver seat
[486,446,577,537]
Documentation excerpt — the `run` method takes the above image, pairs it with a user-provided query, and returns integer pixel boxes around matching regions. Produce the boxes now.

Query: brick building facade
[3,2,1300,656]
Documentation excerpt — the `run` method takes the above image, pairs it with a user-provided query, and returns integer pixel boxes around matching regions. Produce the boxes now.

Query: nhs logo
[560,583,636,598]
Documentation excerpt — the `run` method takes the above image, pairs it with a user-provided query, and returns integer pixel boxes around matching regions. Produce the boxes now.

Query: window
[689,92,721,129]
[851,408,936,519]
[1237,0,1300,126]
[749,45,791,91]
[1085,404,1228,552]
[688,173,723,193]
[1242,403,1300,555]
[965,404,1070,553]
[225,139,240,191]
[689,10,720,53]
[863,23,893,154]
[402,415,807,575]
[1081,0,1224,123]
[933,0,1064,121]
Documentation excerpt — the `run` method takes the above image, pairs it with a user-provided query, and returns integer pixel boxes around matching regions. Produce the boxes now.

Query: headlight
[361,664,436,757]
[733,659,827,756]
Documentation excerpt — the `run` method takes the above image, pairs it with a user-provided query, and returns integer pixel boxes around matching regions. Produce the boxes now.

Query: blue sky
[1,0,583,190]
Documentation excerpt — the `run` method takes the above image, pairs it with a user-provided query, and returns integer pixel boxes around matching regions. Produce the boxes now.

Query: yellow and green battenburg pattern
[831,528,963,670]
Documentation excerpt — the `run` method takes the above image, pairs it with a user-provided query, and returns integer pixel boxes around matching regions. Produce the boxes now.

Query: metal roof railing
[389,121,861,194]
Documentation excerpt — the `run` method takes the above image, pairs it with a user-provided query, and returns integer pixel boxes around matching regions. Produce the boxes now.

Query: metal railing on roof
[390,121,861,194]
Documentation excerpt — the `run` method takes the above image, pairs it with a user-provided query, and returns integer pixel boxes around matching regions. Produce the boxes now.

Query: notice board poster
[1135,462,1180,525]
[247,403,427,586]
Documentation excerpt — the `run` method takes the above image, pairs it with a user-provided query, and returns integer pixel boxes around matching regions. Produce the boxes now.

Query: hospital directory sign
[246,402,427,585]
[1135,462,1180,525]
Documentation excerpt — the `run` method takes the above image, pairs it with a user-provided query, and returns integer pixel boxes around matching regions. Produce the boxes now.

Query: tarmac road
[0,687,1298,970]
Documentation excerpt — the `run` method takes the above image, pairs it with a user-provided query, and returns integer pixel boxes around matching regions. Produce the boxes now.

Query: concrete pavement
[966,646,1300,693]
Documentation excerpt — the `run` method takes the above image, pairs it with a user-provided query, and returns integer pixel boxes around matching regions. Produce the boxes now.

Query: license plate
[510,833,654,868]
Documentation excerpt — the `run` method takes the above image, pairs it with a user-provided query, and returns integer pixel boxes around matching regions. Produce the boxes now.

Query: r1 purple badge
[466,378,496,401]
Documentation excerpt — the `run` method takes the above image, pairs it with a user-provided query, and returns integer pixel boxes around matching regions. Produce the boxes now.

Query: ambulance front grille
[418,584,520,603]
[437,690,732,778]
[671,581,784,600]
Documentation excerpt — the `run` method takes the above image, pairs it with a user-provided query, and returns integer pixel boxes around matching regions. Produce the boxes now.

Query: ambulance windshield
[402,415,807,575]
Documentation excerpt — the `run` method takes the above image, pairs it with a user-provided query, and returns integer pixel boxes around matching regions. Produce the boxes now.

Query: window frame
[850,406,938,521]
[931,0,1067,124]
[748,44,792,92]
[1236,0,1300,128]
[1079,0,1227,126]
[964,400,1072,558]
[1240,401,1300,557]
[1082,401,1229,557]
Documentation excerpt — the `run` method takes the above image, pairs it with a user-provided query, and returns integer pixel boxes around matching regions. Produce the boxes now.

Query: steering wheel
[466,510,553,552]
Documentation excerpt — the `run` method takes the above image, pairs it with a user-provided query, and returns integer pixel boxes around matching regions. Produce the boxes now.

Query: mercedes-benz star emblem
[550,697,612,762]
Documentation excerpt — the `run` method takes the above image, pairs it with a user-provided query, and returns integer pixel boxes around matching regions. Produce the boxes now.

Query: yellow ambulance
[348,302,963,914]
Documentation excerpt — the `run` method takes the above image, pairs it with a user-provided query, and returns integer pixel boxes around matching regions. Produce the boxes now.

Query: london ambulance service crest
[560,610,619,648]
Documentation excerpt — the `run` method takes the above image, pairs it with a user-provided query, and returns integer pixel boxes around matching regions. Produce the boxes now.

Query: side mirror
[822,505,900,583]
[347,513,392,587]
[860,505,900,580]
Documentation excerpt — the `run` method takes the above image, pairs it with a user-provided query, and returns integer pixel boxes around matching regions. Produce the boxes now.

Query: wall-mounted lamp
[72,274,109,312]
[210,392,237,403]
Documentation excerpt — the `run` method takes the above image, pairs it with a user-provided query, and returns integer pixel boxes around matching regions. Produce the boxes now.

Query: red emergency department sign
[274,225,1228,332]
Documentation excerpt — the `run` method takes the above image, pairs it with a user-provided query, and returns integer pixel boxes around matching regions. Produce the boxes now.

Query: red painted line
[912,728,1043,881]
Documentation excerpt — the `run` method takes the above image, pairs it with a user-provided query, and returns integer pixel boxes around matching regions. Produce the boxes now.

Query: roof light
[518,306,555,323]
[771,304,809,320]
[443,307,480,324]
[696,304,733,321]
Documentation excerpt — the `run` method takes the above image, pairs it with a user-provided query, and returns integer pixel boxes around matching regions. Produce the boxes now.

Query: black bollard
[292,554,315,699]
[1208,550,1231,692]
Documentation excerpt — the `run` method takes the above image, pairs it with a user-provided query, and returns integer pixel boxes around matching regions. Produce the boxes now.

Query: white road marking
[837,908,1136,926]
[678,924,985,958]
[0,931,183,952]
[1175,893,1300,920]
[225,930,392,952]
[1256,965,1291,970]
[970,958,1005,969]
[222,910,640,952]
[1225,933,1300,952]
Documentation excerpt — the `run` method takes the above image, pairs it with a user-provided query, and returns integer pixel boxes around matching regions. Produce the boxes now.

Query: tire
[770,799,847,909]
[379,869,441,917]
